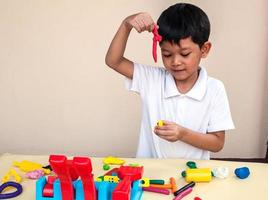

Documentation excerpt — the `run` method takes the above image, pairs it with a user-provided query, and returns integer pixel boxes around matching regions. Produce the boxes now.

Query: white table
[0,153,267,200]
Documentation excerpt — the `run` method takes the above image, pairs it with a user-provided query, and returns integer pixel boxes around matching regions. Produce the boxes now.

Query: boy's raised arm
[105,13,155,79]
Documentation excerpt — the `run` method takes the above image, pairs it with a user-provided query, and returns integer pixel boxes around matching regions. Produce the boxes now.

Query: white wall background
[0,0,267,158]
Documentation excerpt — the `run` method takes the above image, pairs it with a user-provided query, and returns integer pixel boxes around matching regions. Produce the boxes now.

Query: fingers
[154,129,177,142]
[155,121,175,131]
[155,125,169,131]
[154,121,181,142]
[127,12,155,33]
[142,14,155,32]
[134,18,146,33]
[132,20,142,33]
[154,128,173,136]
[160,120,175,125]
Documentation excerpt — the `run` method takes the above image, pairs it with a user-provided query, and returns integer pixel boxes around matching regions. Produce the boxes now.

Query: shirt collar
[164,67,208,101]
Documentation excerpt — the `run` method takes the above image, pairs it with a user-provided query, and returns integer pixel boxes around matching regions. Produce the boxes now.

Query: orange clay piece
[150,184,172,189]
[170,177,177,193]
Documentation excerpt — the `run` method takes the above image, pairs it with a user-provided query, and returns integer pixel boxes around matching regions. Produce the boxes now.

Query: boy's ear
[201,41,212,58]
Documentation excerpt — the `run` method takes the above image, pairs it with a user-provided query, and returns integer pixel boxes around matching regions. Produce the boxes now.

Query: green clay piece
[129,163,139,167]
[149,179,165,185]
[181,170,186,177]
[103,164,110,170]
[186,161,197,169]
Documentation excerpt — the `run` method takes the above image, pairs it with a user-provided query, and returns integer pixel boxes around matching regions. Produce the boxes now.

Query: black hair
[157,3,210,48]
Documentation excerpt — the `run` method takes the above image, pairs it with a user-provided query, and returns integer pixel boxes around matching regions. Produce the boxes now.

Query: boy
[105,3,234,159]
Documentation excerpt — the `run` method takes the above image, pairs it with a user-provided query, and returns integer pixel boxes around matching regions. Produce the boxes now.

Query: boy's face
[160,37,211,86]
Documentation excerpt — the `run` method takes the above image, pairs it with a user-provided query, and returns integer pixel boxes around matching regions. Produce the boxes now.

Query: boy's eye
[162,54,171,57]
[181,52,191,57]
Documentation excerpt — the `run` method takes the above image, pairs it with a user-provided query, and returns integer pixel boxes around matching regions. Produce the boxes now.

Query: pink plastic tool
[152,25,162,62]
[142,186,170,195]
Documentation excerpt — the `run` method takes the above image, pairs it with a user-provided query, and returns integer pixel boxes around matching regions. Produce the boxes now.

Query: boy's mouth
[172,69,186,73]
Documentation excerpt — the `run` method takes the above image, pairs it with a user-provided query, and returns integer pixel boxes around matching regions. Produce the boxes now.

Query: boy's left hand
[154,120,185,142]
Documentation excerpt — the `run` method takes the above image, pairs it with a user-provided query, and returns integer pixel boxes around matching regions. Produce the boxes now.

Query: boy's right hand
[154,120,186,142]
[123,12,155,33]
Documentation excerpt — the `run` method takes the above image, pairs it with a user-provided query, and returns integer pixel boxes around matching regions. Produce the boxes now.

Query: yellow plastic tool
[13,160,51,174]
[103,175,120,183]
[140,177,150,187]
[2,168,22,183]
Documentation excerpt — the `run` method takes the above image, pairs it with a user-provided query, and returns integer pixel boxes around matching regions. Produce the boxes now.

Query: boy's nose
[171,56,182,67]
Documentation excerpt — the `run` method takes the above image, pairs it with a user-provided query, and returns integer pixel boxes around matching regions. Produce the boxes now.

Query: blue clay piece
[234,167,250,179]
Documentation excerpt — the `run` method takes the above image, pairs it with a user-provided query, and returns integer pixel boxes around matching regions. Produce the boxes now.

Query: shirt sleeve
[207,81,235,132]
[125,63,162,96]
[125,63,142,94]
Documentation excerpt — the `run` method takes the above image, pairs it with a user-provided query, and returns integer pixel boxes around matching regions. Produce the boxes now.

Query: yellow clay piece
[157,120,164,127]
[103,156,125,165]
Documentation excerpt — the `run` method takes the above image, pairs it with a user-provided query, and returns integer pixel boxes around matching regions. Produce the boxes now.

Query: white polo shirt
[125,63,234,159]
